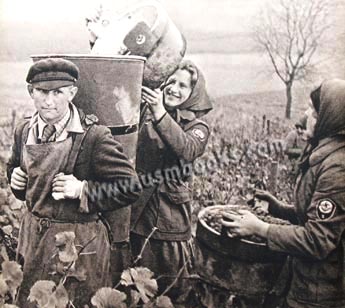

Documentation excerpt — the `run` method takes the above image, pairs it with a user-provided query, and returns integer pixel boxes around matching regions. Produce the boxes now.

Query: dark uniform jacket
[7,108,141,218]
[267,79,345,308]
[131,61,213,241]
[131,111,210,241]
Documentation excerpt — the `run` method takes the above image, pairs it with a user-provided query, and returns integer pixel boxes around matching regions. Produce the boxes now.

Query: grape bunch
[248,204,291,226]
[200,204,291,243]
[0,227,18,261]
[202,210,224,233]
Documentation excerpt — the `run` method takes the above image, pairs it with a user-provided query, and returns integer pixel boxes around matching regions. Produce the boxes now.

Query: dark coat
[131,60,213,241]
[267,79,345,308]
[131,112,210,241]
[268,137,345,307]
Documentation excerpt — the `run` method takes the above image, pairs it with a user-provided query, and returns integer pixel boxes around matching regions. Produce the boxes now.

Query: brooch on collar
[85,114,99,126]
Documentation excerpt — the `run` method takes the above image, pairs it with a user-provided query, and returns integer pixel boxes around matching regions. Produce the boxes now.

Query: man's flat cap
[26,58,80,90]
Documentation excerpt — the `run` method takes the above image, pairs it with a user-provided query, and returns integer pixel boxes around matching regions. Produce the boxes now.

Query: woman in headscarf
[222,78,345,308]
[130,60,213,305]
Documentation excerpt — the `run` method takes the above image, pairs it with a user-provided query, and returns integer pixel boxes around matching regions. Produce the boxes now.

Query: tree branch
[252,0,332,117]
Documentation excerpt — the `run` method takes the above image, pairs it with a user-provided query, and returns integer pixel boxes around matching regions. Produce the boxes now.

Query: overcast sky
[0,0,342,99]
[0,0,266,33]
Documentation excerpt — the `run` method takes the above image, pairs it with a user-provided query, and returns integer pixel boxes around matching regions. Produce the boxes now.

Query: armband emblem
[192,128,206,140]
[316,199,336,220]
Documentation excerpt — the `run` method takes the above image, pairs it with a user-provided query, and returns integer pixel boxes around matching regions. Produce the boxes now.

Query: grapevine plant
[0,228,177,308]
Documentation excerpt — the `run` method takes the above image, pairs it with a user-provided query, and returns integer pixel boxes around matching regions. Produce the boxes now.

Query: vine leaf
[65,265,87,282]
[120,268,132,286]
[155,295,174,308]
[0,246,9,262]
[0,274,9,297]
[28,280,68,308]
[54,284,69,308]
[2,226,13,236]
[28,280,56,307]
[55,232,78,263]
[91,287,127,308]
[1,260,23,299]
[120,267,158,303]
[143,295,174,308]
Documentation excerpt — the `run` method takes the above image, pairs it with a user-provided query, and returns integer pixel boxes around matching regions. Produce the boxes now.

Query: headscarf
[163,60,213,121]
[298,78,345,173]
[312,79,345,139]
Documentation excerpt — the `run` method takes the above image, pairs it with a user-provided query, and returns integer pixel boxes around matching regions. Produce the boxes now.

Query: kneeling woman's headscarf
[299,78,345,173]
[164,60,213,122]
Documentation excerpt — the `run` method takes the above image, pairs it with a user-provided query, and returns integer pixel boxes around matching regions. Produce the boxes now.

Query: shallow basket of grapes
[196,205,288,263]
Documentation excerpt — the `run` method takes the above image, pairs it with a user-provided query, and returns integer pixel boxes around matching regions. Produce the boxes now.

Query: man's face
[28,85,77,124]
[296,126,303,135]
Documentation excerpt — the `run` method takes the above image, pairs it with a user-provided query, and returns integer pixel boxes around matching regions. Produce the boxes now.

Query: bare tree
[254,0,331,118]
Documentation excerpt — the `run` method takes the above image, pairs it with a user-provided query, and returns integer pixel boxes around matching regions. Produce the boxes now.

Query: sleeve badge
[316,199,336,220]
[192,128,206,141]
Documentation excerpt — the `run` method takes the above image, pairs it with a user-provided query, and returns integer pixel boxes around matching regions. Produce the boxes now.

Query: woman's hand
[221,209,269,239]
[254,189,275,203]
[85,4,107,43]
[254,189,285,214]
[141,86,166,122]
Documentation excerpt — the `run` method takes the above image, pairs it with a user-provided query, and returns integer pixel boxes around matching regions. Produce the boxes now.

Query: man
[7,58,141,307]
[284,114,307,160]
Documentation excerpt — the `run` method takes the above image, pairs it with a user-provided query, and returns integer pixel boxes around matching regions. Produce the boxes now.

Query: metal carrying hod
[31,54,145,164]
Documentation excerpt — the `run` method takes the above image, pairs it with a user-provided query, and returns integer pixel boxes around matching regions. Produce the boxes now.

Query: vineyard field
[0,58,300,224]
[0,58,301,307]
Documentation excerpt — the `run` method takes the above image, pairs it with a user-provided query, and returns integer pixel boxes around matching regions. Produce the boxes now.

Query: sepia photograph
[0,0,345,307]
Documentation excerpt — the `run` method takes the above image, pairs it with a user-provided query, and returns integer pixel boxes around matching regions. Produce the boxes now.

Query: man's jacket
[7,108,141,218]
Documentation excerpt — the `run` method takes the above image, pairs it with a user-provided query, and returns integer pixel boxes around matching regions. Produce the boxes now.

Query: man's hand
[10,167,28,190]
[52,173,83,200]
[141,86,166,122]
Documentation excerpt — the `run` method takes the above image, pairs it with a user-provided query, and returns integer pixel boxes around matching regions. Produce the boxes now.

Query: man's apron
[17,137,111,307]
